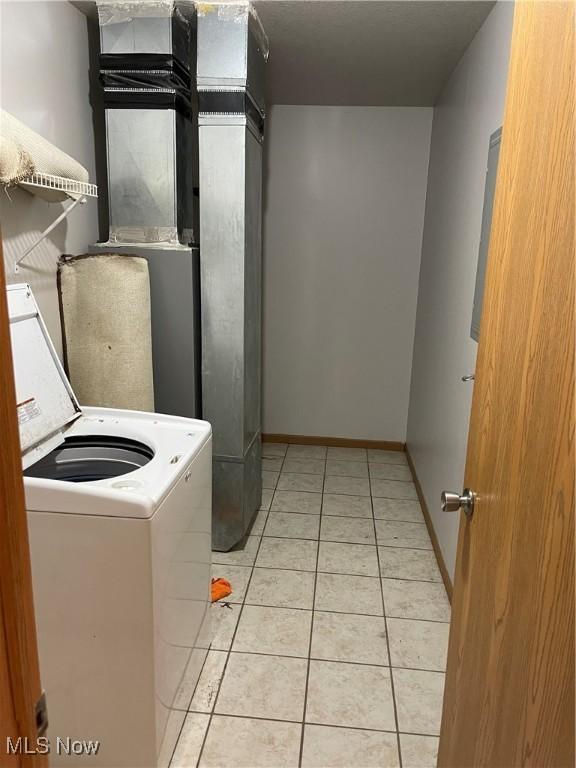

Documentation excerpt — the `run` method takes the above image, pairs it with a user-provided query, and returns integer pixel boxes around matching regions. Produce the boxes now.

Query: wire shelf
[14,173,98,271]
[19,172,98,198]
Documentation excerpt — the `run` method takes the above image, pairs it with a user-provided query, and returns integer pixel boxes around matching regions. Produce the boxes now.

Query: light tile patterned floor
[171,444,450,768]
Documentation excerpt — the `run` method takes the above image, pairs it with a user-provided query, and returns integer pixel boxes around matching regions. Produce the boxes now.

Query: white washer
[8,284,212,767]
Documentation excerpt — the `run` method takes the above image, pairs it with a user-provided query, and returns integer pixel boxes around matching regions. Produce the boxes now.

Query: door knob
[441,488,475,518]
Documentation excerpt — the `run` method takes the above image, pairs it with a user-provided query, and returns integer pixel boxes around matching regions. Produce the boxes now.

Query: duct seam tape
[108,226,184,245]
[97,1,176,25]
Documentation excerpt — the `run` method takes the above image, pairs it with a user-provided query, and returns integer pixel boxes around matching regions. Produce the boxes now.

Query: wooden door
[0,243,47,766]
[438,2,575,766]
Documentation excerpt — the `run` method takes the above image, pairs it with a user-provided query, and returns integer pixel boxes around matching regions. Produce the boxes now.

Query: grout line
[273,489,323,496]
[216,534,432,551]
[180,445,444,766]
[194,446,288,768]
[273,487,419,502]
[167,650,208,766]
[301,572,441,586]
[184,647,447,676]
[217,600,449,623]
[217,568,442,588]
[235,603,374,617]
[265,509,322,517]
[370,479,404,767]
[214,563,444,587]
[235,649,445,676]
[190,708,441,737]
[214,564,445,592]
[171,648,225,715]
[297,446,327,767]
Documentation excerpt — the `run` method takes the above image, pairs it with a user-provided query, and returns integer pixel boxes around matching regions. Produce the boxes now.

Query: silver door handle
[441,488,475,518]
[461,374,475,382]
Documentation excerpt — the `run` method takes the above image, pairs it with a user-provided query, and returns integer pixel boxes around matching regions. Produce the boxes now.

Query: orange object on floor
[211,577,232,602]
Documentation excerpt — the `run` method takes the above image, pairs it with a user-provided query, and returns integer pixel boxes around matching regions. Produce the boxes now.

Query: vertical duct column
[97,0,198,246]
[92,3,203,421]
[197,3,268,551]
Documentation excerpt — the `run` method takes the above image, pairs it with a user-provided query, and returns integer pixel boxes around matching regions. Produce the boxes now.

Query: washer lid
[7,284,81,468]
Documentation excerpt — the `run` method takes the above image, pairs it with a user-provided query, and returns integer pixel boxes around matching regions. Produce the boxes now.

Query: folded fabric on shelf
[0,110,89,201]
[0,135,34,186]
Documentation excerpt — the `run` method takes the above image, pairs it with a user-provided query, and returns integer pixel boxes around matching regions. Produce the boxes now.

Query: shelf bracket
[14,195,86,273]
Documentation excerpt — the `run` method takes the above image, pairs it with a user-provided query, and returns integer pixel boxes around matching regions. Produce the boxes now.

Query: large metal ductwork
[197,4,268,551]
[92,1,202,422]
[97,0,199,246]
[91,1,267,552]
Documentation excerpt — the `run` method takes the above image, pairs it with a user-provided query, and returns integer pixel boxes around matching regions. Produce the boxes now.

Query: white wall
[407,2,514,578]
[263,105,432,441]
[0,1,98,358]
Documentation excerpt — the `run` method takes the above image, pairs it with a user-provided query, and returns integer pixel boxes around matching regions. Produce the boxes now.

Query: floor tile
[375,520,432,549]
[321,516,375,545]
[264,511,320,540]
[170,712,210,768]
[322,493,372,518]
[211,563,252,603]
[306,660,396,730]
[373,497,424,523]
[379,547,441,582]
[262,470,280,489]
[399,733,440,767]
[215,652,307,721]
[282,457,326,475]
[318,541,379,576]
[315,573,383,615]
[382,579,450,622]
[263,456,284,472]
[367,449,407,465]
[393,668,445,735]
[259,488,273,511]
[277,472,324,493]
[256,537,318,571]
[272,490,322,515]
[324,475,370,496]
[233,605,312,657]
[286,444,327,459]
[387,618,449,672]
[326,446,368,461]
[161,709,186,768]
[174,647,209,711]
[371,478,418,500]
[311,612,388,665]
[210,602,241,651]
[369,462,413,481]
[212,535,260,567]
[189,650,227,712]
[262,443,288,458]
[246,567,315,609]
[325,459,368,478]
[302,724,399,768]
[248,508,268,536]
[200,715,301,768]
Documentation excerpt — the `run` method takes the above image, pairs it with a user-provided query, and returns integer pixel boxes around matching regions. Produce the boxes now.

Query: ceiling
[73,0,496,107]
[253,1,496,106]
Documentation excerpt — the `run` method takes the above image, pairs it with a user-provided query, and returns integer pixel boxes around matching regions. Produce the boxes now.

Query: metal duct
[97,1,199,246]
[197,3,268,551]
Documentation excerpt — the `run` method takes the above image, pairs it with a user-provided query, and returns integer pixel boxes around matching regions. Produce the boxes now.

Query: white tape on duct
[97,0,175,25]
[196,1,269,60]
[58,254,155,412]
